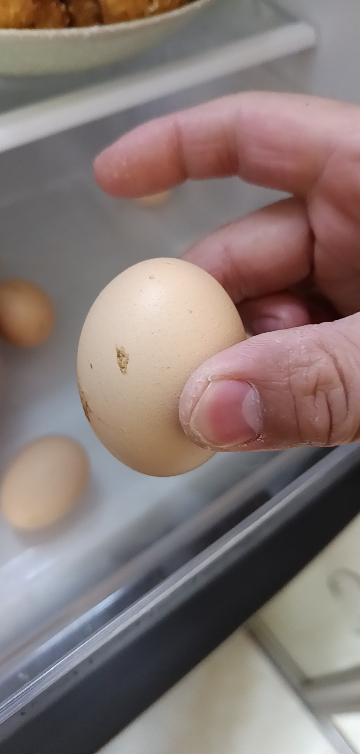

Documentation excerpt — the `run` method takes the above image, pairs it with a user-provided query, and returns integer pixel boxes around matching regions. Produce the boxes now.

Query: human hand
[94,93,360,452]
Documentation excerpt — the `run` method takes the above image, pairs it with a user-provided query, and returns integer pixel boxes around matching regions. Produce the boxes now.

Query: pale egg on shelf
[0,279,54,348]
[0,436,89,530]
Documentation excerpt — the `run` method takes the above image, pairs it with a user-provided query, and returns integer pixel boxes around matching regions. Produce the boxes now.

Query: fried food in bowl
[0,0,212,74]
[0,0,192,28]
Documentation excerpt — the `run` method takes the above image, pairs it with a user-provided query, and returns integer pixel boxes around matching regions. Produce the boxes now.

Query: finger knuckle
[288,329,360,446]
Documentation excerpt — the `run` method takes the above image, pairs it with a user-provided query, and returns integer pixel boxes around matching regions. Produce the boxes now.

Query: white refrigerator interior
[0,0,360,751]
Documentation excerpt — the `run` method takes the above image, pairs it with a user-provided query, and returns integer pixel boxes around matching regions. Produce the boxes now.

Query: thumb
[179,315,360,451]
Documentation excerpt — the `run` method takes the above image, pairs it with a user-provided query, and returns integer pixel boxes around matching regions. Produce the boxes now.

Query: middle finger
[182,197,312,303]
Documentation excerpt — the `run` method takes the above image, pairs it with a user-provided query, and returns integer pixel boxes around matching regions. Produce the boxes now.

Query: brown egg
[136,190,172,208]
[0,279,54,347]
[77,258,246,477]
[0,436,89,530]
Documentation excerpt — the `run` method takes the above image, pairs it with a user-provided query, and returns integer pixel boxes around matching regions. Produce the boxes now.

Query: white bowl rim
[0,0,212,38]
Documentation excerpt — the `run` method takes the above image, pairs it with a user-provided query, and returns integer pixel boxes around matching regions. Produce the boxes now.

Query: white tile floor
[333,715,360,754]
[259,514,360,680]
[98,630,336,754]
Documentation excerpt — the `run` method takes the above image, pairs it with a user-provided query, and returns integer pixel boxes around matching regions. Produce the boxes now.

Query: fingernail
[189,380,262,449]
[252,316,283,334]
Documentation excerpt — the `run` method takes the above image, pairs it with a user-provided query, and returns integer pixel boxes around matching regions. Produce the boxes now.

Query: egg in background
[0,279,54,348]
[135,190,172,208]
[1,436,89,530]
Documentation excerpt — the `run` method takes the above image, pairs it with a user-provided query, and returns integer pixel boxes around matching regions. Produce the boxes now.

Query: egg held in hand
[77,258,245,477]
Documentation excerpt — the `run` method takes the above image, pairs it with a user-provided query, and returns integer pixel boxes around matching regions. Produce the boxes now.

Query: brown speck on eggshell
[116,347,129,374]
[79,388,92,422]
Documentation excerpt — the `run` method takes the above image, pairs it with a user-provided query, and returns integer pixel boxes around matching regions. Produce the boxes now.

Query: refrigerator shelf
[1,444,360,754]
[0,0,315,154]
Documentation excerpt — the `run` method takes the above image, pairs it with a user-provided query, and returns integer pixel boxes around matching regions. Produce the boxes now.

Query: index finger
[94,92,358,198]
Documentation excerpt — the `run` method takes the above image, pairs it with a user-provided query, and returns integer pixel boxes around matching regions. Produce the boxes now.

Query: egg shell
[0,279,54,348]
[77,258,245,477]
[0,435,89,530]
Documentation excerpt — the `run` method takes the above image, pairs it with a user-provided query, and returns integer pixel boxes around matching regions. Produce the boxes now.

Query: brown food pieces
[99,0,187,24]
[0,0,37,29]
[33,0,69,28]
[0,0,189,28]
[67,0,102,27]
[0,0,69,28]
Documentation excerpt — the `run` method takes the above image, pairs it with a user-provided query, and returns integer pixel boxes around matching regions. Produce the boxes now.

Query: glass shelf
[0,0,315,153]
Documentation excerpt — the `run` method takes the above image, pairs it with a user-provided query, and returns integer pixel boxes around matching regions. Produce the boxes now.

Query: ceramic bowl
[0,0,213,76]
